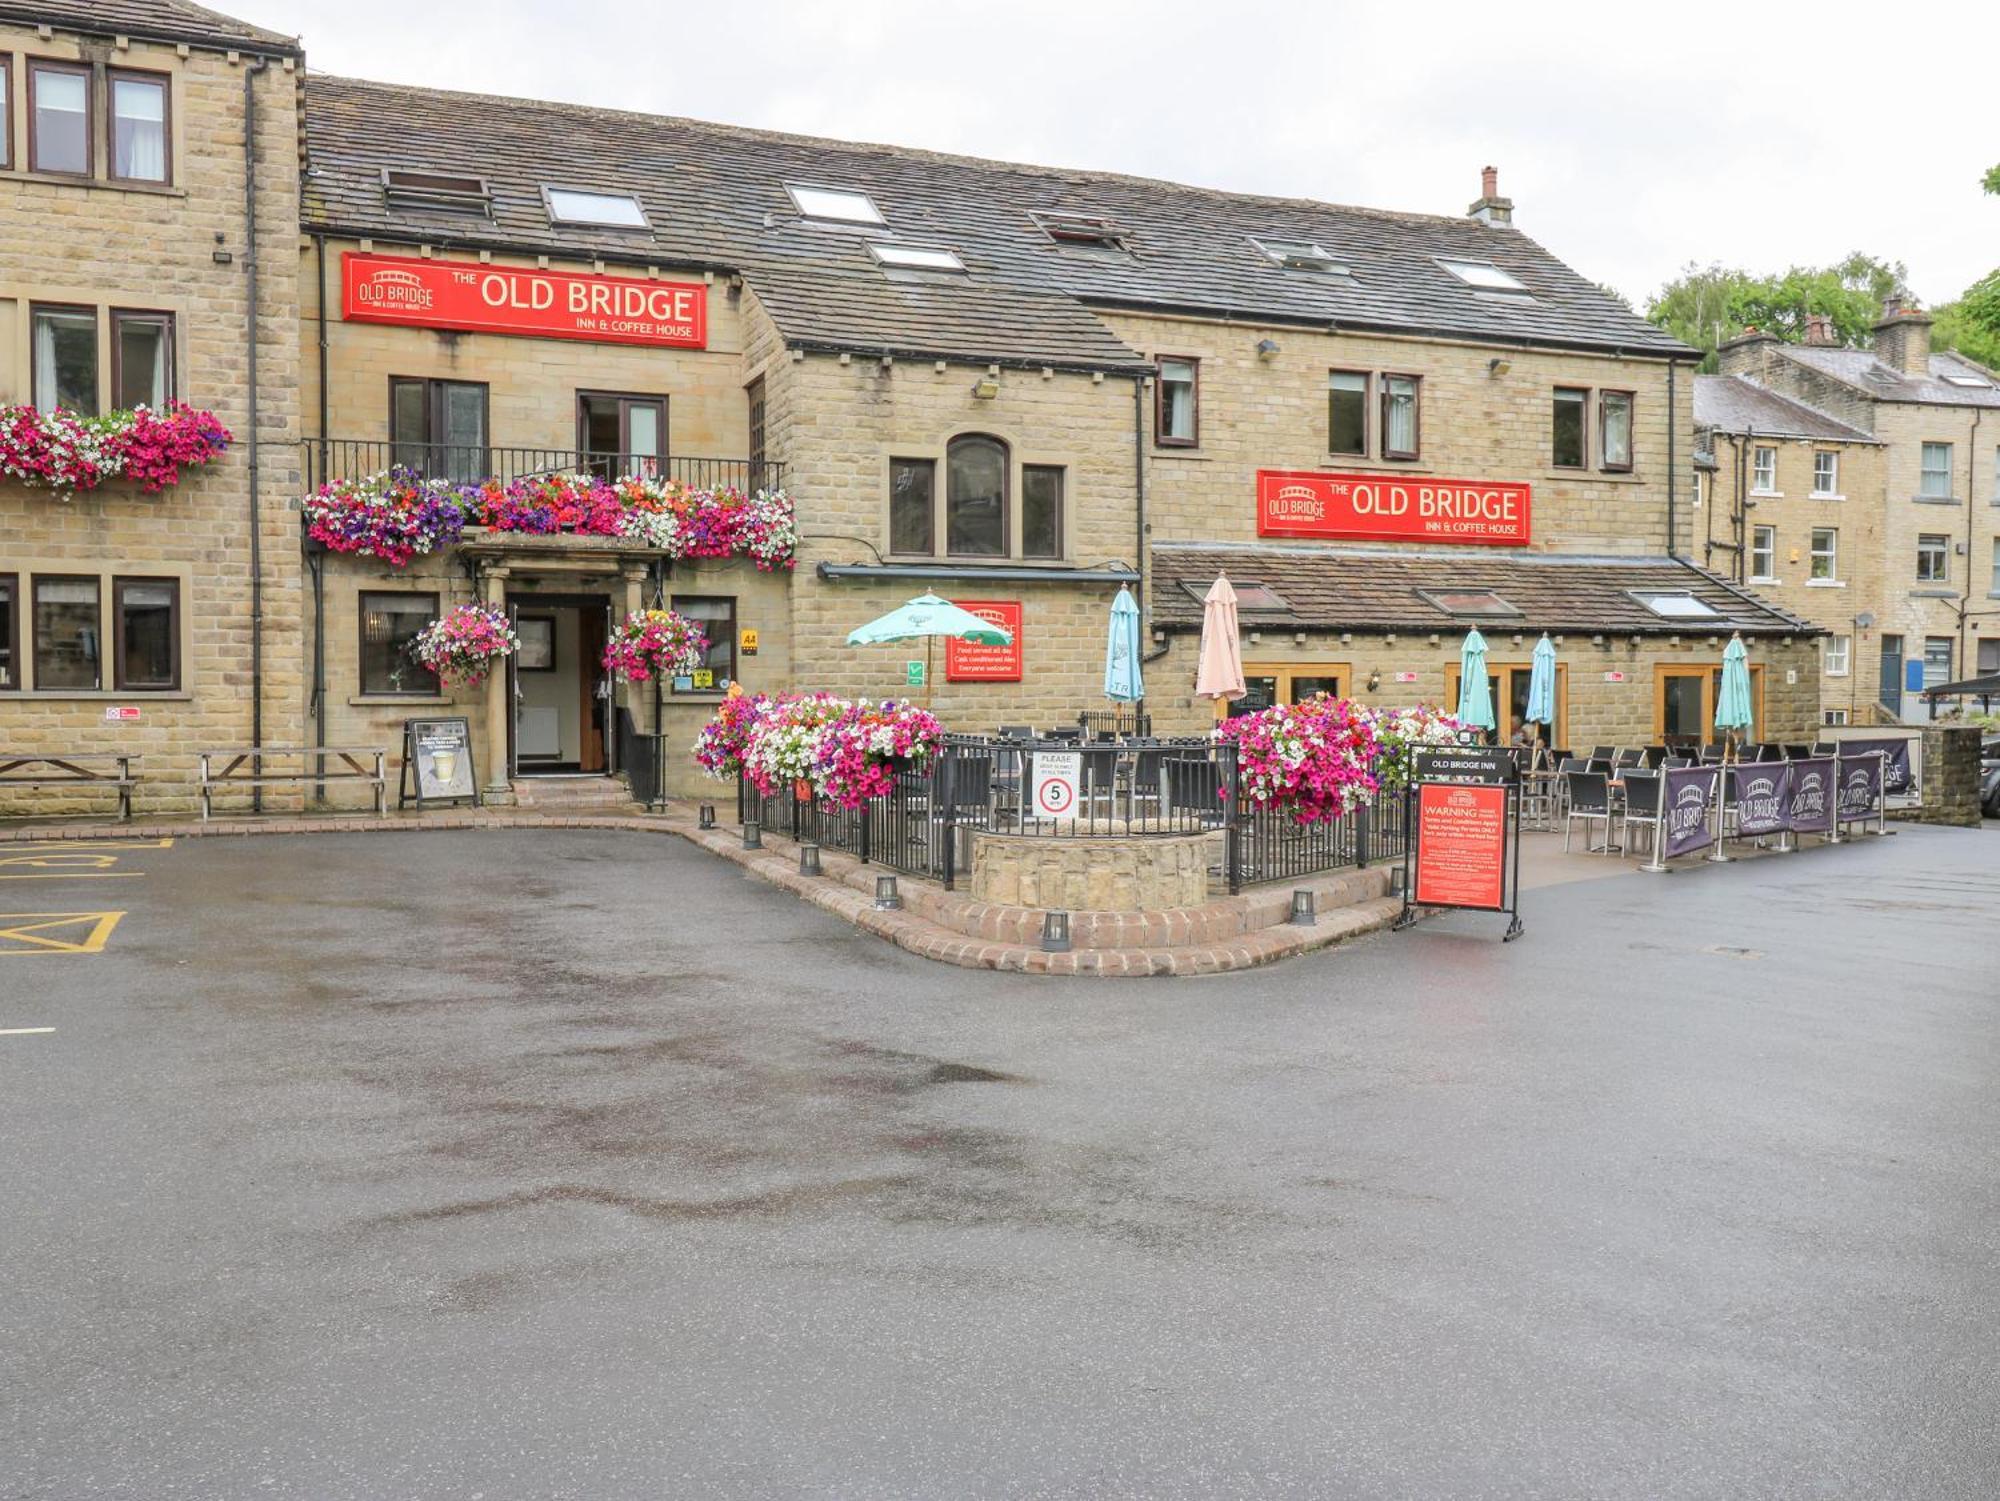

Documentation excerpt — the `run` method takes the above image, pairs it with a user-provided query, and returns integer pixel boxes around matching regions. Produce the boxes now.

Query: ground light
[1040,910,1072,952]
[1290,889,1317,926]
[798,844,823,876]
[874,875,902,910]
[742,819,762,849]
[698,804,716,829]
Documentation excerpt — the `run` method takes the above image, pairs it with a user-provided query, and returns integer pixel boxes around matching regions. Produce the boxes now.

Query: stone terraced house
[2,0,1825,816]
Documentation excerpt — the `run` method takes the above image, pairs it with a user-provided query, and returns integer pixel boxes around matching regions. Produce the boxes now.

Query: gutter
[312,233,330,792]
[0,7,303,58]
[245,57,267,811]
[815,562,1138,585]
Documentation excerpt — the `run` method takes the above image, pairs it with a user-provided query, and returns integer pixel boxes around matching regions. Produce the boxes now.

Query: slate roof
[1150,543,1817,638]
[0,0,301,53]
[300,73,1693,371]
[1776,345,2000,409]
[1692,375,1878,442]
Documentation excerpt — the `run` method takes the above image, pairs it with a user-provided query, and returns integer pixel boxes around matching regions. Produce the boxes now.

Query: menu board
[402,717,478,807]
[944,600,1024,682]
[1413,782,1508,911]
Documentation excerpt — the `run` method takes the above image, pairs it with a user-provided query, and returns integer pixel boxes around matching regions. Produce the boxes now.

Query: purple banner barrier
[1787,757,1837,835]
[1661,765,1720,858]
[1840,737,1912,795]
[1838,752,1884,824]
[1729,762,1792,838]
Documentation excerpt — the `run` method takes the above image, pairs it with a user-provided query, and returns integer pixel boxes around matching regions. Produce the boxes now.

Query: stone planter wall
[970,831,1209,912]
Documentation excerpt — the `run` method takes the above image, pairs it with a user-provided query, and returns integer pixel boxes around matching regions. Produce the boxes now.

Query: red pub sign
[1256,469,1531,546]
[342,252,707,349]
[944,601,1023,682]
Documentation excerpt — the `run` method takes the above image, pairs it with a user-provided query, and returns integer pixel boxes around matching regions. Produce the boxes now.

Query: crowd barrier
[1638,751,1887,873]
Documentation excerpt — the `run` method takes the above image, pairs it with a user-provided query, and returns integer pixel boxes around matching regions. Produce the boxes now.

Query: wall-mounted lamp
[970,375,1000,400]
[1488,355,1512,377]
[1256,337,1282,362]
[1367,670,1382,692]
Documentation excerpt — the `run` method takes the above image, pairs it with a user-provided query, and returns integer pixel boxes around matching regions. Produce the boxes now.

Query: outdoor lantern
[875,875,902,910]
[742,819,762,849]
[698,803,716,830]
[1041,910,1072,953]
[1290,889,1317,926]
[799,843,823,876]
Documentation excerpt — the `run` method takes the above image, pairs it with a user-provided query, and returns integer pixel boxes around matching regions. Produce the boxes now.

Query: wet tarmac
[2,825,1996,1498]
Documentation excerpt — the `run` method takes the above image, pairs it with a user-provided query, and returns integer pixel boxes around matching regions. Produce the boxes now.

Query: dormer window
[543,186,649,229]
[1253,237,1350,275]
[383,168,491,216]
[1033,212,1128,253]
[786,183,884,225]
[870,243,966,274]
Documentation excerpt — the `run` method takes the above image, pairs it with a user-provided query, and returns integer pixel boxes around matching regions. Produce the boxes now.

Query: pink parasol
[1194,574,1246,701]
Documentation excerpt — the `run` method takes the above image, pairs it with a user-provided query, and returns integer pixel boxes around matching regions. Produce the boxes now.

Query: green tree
[1983,162,2000,196]
[1643,253,1906,372]
[1933,272,2000,373]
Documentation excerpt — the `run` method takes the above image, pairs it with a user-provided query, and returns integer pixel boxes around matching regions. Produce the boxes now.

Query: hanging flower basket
[0,402,231,500]
[695,692,942,807]
[601,608,709,683]
[1215,695,1382,824]
[411,603,519,689]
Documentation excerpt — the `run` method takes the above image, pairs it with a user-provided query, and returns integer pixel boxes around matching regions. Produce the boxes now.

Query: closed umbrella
[1714,632,1754,757]
[1456,628,1496,734]
[1524,632,1558,759]
[846,593,1012,705]
[1193,575,1246,705]
[1103,585,1144,704]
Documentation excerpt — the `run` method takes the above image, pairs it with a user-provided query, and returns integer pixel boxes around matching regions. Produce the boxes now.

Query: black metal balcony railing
[299,439,783,494]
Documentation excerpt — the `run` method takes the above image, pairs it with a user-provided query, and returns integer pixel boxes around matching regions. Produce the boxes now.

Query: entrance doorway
[1444,661,1569,748]
[1225,661,1351,716]
[1654,664,1764,743]
[507,593,614,777]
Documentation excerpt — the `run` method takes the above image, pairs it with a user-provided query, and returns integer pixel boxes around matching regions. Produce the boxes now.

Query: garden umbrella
[845,593,1011,706]
[1524,632,1558,757]
[1103,586,1144,704]
[1715,632,1754,756]
[1193,575,1246,704]
[1456,628,1496,734]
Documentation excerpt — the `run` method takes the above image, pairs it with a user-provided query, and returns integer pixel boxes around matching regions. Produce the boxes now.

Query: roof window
[382,168,490,216]
[543,186,649,229]
[1629,590,1721,620]
[786,182,885,225]
[870,243,966,274]
[1033,212,1129,253]
[1417,589,1521,618]
[1437,257,1528,292]
[1253,237,1351,275]
[1941,373,1992,388]
[1179,579,1289,613]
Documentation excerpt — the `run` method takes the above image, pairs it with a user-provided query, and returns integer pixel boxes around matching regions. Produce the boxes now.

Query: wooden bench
[0,753,140,821]
[198,745,387,821]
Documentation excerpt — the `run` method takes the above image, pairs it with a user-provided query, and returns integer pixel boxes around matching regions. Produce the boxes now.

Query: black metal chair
[1564,770,1613,854]
[1784,743,1812,760]
[1588,745,1616,763]
[1620,769,1662,856]
[1662,754,1692,770]
[1614,748,1645,770]
[1641,745,1668,768]
[998,725,1033,741]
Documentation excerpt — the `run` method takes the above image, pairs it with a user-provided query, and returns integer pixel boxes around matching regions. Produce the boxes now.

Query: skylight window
[543,186,649,229]
[1629,591,1721,620]
[1253,237,1350,275]
[1437,257,1528,292]
[382,168,490,216]
[1033,212,1128,252]
[1417,589,1521,618]
[870,243,966,273]
[1941,373,1992,388]
[1178,580,1289,612]
[786,182,884,225]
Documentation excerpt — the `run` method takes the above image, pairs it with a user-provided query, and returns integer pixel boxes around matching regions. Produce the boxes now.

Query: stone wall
[1914,724,1983,826]
[971,830,1209,911]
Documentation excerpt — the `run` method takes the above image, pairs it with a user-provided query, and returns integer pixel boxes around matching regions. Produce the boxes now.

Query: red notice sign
[341,252,707,349]
[944,601,1023,682]
[1256,469,1531,546]
[1413,782,1509,910]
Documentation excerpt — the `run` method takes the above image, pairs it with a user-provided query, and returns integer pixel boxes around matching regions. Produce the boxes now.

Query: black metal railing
[301,438,784,494]
[734,734,1409,894]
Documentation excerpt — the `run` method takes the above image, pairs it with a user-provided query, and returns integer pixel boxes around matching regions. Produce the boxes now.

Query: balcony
[300,439,783,495]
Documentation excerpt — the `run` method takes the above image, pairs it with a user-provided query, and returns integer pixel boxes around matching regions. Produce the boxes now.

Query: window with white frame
[1812,450,1839,496]
[1749,525,1776,581]
[1992,536,2000,595]
[1916,533,1950,583]
[1809,526,1837,581]
[1752,446,1777,492]
[1920,442,1953,498]
[1823,633,1850,676]
[1823,708,1848,726]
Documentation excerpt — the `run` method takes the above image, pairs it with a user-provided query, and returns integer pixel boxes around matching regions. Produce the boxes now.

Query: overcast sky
[253,0,1997,309]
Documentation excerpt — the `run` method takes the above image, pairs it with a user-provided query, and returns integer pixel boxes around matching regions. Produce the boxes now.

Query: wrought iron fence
[734,734,1409,893]
[300,438,784,494]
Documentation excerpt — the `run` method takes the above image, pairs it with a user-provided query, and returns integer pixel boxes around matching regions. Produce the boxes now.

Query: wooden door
[578,605,608,772]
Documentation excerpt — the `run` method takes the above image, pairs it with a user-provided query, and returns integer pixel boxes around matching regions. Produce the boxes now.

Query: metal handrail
[300,438,784,493]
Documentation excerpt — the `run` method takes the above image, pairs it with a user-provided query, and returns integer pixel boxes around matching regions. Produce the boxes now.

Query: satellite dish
[1854,612,1876,630]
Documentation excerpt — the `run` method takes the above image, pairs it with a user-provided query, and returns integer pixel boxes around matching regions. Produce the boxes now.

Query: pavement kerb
[0,806,1406,976]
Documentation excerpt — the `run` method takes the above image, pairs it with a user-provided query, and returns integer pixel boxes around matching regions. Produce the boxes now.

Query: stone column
[481,565,512,799]
[1917,724,1982,827]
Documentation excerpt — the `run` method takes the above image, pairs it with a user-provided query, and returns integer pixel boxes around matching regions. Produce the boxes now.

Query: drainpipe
[243,57,268,809]
[1666,360,1679,559]
[1962,406,1984,681]
[312,233,329,793]
[1132,374,1148,717]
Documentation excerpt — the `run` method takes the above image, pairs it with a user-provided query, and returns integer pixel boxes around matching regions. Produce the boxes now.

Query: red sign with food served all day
[944,601,1023,683]
[1413,782,1509,911]
[1256,469,1531,546]
[341,253,707,349]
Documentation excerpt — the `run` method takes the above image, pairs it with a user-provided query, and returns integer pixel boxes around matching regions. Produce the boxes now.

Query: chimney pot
[1467,165,1513,227]
[1481,165,1498,199]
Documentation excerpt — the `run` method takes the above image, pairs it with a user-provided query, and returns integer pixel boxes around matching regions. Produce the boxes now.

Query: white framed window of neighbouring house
[1812,450,1839,497]
[1750,525,1776,582]
[1916,533,1950,583]
[1823,633,1850,677]
[1920,442,1953,498]
[1809,526,1837,581]
[1752,446,1777,493]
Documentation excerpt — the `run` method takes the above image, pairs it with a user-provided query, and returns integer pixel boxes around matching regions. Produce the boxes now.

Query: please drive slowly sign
[1256,470,1531,546]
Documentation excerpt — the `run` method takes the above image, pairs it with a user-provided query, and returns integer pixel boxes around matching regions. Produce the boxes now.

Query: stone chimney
[1872,292,1933,375]
[1802,312,1837,347]
[1468,165,1513,227]
[1717,326,1780,378]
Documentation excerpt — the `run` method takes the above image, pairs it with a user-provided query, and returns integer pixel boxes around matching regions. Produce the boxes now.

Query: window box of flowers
[411,602,519,689]
[303,469,466,565]
[0,402,231,500]
[601,608,710,685]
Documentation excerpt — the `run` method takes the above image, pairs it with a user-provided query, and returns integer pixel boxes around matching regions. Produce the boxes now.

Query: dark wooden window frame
[1154,355,1200,448]
[31,572,101,692]
[0,570,18,691]
[888,455,936,557]
[111,575,180,691]
[27,57,92,178]
[946,432,1011,559]
[746,375,767,482]
[1598,388,1635,474]
[1021,463,1065,560]
[1551,385,1590,470]
[357,589,440,697]
[110,308,175,410]
[30,301,99,414]
[388,375,490,467]
[1327,368,1371,457]
[106,66,171,186]
[0,54,13,173]
[1379,372,1422,461]
[574,389,669,467]
[670,594,737,693]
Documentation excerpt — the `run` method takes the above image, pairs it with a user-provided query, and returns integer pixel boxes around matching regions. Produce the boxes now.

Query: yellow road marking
[0,1027,56,1036]
[0,912,125,955]
[0,872,142,880]
[0,854,123,869]
[0,839,172,853]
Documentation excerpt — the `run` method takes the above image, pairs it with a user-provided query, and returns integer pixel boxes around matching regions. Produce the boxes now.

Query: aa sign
[1032,751,1081,818]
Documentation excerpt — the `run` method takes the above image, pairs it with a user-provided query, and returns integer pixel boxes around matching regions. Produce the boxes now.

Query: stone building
[1693,367,1887,725]
[1715,303,2000,722]
[0,0,303,810]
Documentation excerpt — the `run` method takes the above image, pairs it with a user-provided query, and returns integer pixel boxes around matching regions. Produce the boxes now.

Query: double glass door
[1656,666,1762,743]
[1226,662,1347,716]
[1444,662,1567,747]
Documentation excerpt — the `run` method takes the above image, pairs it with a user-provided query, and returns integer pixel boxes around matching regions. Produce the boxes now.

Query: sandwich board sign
[400,717,479,808]
[1031,751,1081,819]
